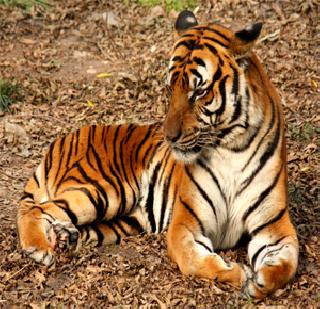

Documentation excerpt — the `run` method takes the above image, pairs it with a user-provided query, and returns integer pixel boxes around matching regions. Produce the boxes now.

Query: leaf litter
[0,0,319,307]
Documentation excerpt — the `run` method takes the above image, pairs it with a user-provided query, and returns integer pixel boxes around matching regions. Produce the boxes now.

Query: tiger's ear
[231,23,263,57]
[175,10,198,35]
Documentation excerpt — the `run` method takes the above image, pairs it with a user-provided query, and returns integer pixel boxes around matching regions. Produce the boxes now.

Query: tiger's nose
[165,129,182,143]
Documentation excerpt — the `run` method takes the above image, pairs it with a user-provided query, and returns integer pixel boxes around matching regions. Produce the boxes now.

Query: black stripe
[185,167,217,218]
[121,216,144,234]
[33,173,40,187]
[195,240,213,253]
[114,221,129,237]
[170,71,180,84]
[59,175,87,186]
[251,236,287,267]
[120,134,136,209]
[217,124,247,139]
[90,125,97,143]
[180,198,205,235]
[158,148,171,182]
[231,64,239,96]
[210,28,230,42]
[86,143,97,173]
[146,140,164,170]
[145,163,161,232]
[193,44,204,51]
[172,55,184,62]
[110,126,127,215]
[203,36,228,47]
[231,125,262,152]
[238,109,281,194]
[45,142,55,181]
[202,106,214,117]
[109,163,126,216]
[53,136,67,191]
[218,57,225,67]
[91,223,104,246]
[190,68,203,86]
[113,126,122,179]
[101,126,107,145]
[197,159,227,203]
[175,39,196,50]
[101,221,121,244]
[230,94,242,124]
[86,148,120,203]
[193,57,206,67]
[74,129,80,156]
[129,144,140,192]
[242,98,275,170]
[65,133,74,169]
[96,128,121,202]
[204,43,217,55]
[242,166,283,222]
[124,124,137,144]
[182,72,189,87]
[196,27,230,42]
[30,205,55,222]
[212,66,222,83]
[181,33,195,38]
[159,163,175,231]
[215,75,228,118]
[66,186,98,210]
[76,163,106,220]
[142,142,155,168]
[53,199,78,225]
[83,226,90,242]
[135,127,153,163]
[21,191,34,201]
[250,208,286,236]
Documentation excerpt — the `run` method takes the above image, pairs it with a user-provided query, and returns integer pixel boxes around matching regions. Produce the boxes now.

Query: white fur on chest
[195,146,279,249]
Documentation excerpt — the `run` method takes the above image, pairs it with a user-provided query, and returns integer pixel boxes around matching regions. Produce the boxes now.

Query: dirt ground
[0,0,319,307]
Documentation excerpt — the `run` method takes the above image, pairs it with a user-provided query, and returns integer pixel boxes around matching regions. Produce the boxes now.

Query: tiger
[17,10,298,299]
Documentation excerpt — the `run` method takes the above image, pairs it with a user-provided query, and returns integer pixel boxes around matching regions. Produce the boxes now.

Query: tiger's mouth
[165,127,217,163]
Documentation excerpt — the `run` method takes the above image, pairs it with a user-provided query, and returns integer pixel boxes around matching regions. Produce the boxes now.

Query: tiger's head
[164,10,263,163]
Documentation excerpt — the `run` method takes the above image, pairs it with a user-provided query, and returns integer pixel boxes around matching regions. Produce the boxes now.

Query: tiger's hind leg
[242,211,298,299]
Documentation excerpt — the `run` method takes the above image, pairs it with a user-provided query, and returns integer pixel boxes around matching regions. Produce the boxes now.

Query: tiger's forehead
[173,23,234,52]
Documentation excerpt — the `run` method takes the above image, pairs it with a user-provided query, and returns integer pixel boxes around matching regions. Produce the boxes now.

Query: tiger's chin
[170,146,202,164]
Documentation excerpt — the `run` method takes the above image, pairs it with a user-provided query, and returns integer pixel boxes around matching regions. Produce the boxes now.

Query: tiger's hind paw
[52,221,79,251]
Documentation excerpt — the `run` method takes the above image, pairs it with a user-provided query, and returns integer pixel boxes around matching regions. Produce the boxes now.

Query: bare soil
[0,0,319,307]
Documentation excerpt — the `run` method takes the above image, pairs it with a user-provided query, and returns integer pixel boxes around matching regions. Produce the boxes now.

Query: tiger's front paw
[23,247,55,266]
[52,221,79,251]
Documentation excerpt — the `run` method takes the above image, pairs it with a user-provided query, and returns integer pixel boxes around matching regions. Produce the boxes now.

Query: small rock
[86,68,97,74]
[4,121,29,144]
[149,5,165,20]
[73,51,88,58]
[102,11,120,27]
